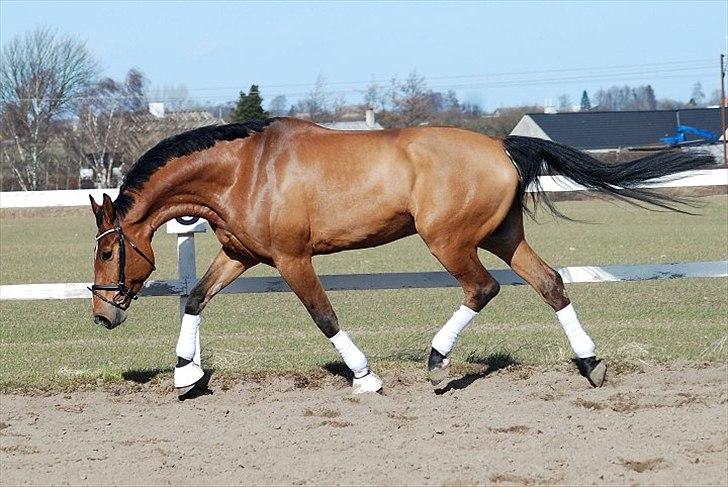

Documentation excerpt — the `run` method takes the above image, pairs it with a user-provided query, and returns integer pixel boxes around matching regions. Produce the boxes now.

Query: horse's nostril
[94,315,112,329]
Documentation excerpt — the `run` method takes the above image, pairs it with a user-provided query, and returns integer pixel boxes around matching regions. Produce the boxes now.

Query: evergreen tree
[230,84,267,122]
[580,90,591,111]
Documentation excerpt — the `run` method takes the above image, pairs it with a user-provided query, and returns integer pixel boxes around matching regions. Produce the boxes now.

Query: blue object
[660,125,719,146]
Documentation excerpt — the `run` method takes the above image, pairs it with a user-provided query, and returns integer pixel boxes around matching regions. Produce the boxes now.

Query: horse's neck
[121,160,226,238]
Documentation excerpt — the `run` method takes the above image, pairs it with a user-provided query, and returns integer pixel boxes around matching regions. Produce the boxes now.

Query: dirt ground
[1,363,726,486]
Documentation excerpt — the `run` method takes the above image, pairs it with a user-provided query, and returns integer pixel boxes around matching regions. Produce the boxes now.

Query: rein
[89,224,156,310]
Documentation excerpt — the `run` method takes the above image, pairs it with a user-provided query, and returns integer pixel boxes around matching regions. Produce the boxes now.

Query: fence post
[166,217,209,320]
[177,232,197,320]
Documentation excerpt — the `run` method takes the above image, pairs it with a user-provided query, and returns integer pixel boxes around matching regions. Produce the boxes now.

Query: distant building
[510,108,723,152]
[129,103,224,135]
[319,109,383,131]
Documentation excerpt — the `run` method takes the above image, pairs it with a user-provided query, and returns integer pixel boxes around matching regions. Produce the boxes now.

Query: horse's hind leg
[482,209,606,387]
[424,241,501,385]
[175,248,256,397]
[275,255,382,394]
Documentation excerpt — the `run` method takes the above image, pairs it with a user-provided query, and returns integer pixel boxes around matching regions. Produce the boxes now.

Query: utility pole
[721,54,727,166]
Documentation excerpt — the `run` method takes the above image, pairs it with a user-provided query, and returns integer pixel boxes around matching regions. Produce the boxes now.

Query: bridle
[89,223,156,310]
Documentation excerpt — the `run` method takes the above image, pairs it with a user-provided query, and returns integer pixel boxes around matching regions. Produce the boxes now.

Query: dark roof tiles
[522,108,722,150]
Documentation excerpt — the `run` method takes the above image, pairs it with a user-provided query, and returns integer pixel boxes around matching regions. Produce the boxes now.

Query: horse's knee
[466,279,500,311]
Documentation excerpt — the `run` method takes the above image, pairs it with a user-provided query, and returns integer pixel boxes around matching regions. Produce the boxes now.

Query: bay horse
[89,117,712,396]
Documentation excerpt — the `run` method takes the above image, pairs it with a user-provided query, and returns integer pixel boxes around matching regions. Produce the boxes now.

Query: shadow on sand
[122,368,215,401]
[121,368,169,384]
[321,361,353,382]
[435,350,518,395]
[322,349,517,394]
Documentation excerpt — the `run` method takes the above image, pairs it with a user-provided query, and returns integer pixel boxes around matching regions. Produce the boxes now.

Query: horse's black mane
[114,118,278,216]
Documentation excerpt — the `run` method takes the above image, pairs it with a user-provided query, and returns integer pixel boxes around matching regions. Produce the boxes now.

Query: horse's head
[89,193,156,329]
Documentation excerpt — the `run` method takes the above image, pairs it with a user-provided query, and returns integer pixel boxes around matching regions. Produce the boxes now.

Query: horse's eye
[101,250,113,261]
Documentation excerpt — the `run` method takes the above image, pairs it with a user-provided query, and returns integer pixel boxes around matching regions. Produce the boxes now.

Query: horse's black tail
[502,135,716,219]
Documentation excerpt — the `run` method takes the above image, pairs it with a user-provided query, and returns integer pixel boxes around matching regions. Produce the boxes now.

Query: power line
[3,58,715,104]
[178,58,714,92]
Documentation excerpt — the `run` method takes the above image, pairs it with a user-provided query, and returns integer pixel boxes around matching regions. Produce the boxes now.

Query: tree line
[0,27,188,191]
[1,26,718,191]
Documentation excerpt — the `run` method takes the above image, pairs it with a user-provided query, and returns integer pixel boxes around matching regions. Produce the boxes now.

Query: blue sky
[2,1,726,110]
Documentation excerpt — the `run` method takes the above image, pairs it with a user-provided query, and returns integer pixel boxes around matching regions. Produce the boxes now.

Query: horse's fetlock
[184,292,206,315]
[470,280,500,310]
[314,313,339,338]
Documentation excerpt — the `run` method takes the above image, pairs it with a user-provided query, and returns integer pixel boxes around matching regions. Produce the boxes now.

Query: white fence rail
[1,169,726,208]
[1,261,726,302]
[1,169,726,303]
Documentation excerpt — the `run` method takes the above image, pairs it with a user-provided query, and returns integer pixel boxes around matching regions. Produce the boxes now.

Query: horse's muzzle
[93,308,126,330]
[94,314,114,329]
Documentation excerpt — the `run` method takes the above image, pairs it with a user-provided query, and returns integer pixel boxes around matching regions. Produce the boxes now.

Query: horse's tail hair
[502,135,716,220]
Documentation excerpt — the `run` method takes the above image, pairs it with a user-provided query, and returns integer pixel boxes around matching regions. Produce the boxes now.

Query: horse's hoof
[575,356,607,388]
[176,383,198,399]
[174,361,205,398]
[428,348,450,386]
[352,371,383,394]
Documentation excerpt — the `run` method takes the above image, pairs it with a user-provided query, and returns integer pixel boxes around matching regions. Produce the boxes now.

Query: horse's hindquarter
[406,128,519,246]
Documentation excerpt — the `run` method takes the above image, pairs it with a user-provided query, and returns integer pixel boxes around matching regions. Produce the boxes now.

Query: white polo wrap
[557,304,596,358]
[193,325,201,366]
[329,330,369,379]
[176,313,201,361]
[431,305,478,356]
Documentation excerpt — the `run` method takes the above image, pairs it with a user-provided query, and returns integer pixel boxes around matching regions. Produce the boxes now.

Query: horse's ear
[89,195,100,215]
[101,193,116,223]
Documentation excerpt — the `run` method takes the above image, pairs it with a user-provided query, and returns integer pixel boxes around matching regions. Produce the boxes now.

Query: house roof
[510,108,723,150]
[320,120,383,131]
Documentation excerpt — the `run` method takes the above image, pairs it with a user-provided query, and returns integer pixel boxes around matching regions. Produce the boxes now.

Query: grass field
[1,196,726,390]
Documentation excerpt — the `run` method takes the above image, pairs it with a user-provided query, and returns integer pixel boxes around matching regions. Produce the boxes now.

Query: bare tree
[268,95,288,116]
[594,84,659,111]
[708,89,722,106]
[657,98,686,110]
[384,76,399,112]
[364,78,385,111]
[558,94,573,112]
[67,69,148,188]
[461,102,482,117]
[332,94,347,120]
[633,85,657,110]
[390,71,433,126]
[690,82,705,107]
[0,26,98,190]
[297,73,331,121]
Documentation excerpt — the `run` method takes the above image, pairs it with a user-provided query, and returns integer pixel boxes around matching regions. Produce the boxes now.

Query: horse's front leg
[275,255,383,394]
[174,248,256,396]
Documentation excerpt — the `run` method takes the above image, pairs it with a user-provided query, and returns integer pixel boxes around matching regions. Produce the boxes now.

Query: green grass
[0,196,726,389]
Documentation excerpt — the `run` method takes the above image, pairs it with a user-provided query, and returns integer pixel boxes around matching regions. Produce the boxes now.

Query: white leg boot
[174,314,204,389]
[557,304,606,387]
[329,330,382,394]
[429,305,478,385]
